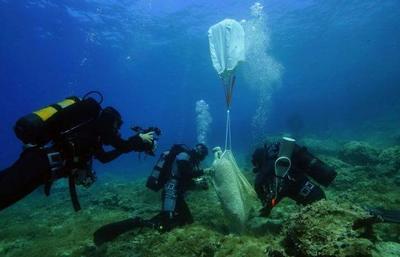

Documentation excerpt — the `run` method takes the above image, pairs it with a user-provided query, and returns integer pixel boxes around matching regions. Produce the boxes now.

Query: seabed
[0,137,399,257]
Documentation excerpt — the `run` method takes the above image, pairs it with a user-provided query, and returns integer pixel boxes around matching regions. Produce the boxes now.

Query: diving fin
[367,208,400,224]
[353,207,400,231]
[93,217,144,246]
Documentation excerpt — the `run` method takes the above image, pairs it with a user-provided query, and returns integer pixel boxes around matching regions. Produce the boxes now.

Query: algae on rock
[282,200,374,257]
[339,141,380,166]
[377,146,400,175]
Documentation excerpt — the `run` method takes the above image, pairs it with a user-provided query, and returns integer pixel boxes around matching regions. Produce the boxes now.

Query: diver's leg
[161,178,178,215]
[0,147,50,210]
[175,196,193,225]
[157,178,178,231]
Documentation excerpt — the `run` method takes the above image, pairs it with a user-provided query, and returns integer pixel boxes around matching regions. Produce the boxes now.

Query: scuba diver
[251,137,337,217]
[0,92,160,212]
[93,143,209,246]
[146,143,209,231]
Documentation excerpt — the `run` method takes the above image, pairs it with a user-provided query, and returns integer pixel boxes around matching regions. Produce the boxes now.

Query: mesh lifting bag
[211,150,259,233]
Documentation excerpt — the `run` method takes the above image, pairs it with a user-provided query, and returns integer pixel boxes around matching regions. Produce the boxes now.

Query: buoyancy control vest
[146,144,191,191]
[259,142,336,188]
[14,97,102,146]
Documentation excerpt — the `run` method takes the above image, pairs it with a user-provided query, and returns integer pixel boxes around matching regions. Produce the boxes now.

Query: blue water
[1,0,399,176]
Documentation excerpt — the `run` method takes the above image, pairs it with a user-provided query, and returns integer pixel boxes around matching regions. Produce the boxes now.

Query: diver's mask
[98,107,123,144]
[195,143,209,161]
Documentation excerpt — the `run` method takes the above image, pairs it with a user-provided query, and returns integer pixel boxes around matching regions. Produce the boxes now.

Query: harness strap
[68,174,81,212]
[44,182,52,196]
[44,149,64,196]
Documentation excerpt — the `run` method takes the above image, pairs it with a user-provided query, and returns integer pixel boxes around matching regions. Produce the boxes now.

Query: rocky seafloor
[0,138,399,257]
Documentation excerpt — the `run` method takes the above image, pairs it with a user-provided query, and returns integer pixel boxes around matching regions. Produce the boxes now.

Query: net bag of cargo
[211,149,258,233]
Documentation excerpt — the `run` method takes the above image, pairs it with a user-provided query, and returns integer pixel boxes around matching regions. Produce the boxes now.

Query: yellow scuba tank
[14,95,102,146]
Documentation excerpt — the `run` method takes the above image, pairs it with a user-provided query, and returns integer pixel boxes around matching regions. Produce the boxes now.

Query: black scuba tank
[146,150,169,191]
[294,147,337,187]
[146,144,188,191]
[14,97,102,146]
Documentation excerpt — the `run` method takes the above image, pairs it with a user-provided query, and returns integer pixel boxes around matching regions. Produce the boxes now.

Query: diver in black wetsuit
[251,137,337,217]
[0,93,159,211]
[93,143,209,245]
[146,143,209,232]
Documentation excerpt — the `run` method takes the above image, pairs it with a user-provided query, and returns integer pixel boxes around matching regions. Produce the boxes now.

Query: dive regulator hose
[83,91,104,104]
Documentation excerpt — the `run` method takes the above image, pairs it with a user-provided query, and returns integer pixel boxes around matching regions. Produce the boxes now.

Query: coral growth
[339,141,380,165]
[377,146,400,175]
[283,200,374,257]
[0,138,399,257]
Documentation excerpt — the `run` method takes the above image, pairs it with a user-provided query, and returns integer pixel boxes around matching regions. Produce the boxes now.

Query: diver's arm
[259,186,283,217]
[176,158,205,179]
[254,174,268,202]
[259,194,285,217]
[109,134,146,153]
[255,159,276,203]
[94,146,123,163]
[255,178,278,206]
[255,174,271,217]
[175,152,194,173]
[255,169,282,217]
[192,166,205,178]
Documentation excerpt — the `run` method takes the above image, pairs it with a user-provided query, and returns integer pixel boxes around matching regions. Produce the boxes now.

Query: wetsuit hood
[194,143,208,161]
[97,107,123,145]
[252,147,266,172]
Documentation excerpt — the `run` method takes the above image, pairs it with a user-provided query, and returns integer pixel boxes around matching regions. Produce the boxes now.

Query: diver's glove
[212,146,223,160]
[259,199,276,217]
[139,131,155,144]
[193,177,209,190]
[203,167,215,177]
[139,131,157,155]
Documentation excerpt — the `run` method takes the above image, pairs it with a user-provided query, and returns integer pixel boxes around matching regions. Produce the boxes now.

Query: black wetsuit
[0,108,146,211]
[91,146,207,244]
[153,146,205,230]
[252,143,337,216]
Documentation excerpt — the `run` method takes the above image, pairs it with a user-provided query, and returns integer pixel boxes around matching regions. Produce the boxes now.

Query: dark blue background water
[1,0,399,176]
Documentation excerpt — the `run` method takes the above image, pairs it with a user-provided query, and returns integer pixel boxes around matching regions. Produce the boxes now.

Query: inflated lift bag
[208,19,245,76]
